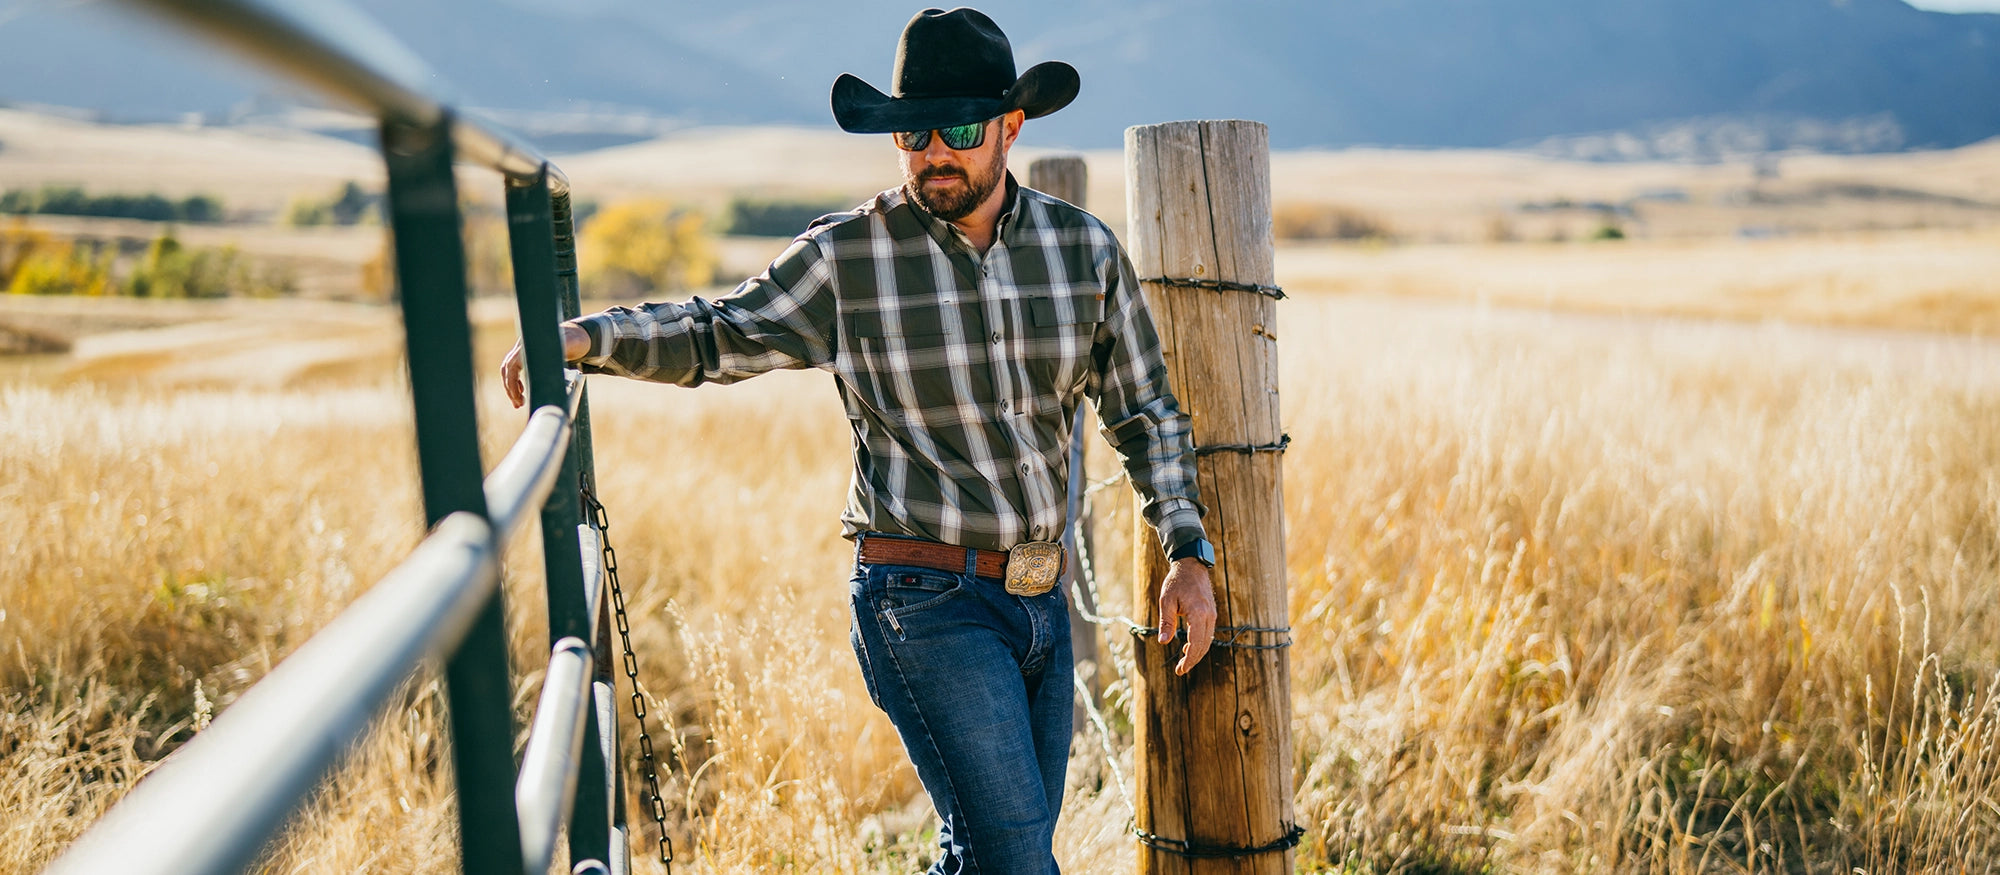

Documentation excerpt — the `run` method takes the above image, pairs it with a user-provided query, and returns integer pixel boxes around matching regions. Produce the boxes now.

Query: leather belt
[857,534,1011,579]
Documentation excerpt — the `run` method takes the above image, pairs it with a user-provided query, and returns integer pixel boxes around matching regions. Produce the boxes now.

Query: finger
[501,345,525,408]
[1156,602,1178,645]
[1177,610,1216,675]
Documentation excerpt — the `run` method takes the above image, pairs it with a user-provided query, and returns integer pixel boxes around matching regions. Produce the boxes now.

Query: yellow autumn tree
[5,232,111,296]
[578,199,716,297]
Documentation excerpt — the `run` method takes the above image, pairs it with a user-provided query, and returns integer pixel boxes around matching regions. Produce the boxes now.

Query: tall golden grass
[2,293,1996,873]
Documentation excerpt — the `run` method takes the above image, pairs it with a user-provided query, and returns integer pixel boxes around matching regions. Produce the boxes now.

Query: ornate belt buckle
[1004,541,1065,596]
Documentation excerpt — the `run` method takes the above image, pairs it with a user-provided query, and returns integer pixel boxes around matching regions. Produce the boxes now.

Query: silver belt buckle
[1004,541,1064,596]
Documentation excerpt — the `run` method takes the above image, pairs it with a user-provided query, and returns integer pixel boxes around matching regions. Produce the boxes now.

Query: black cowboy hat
[830,7,1080,135]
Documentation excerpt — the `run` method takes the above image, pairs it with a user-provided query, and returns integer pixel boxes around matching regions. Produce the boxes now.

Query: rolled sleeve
[576,314,616,364]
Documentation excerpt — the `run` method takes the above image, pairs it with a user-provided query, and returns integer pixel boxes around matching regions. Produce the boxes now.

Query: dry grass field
[5,291,1999,873]
[4,110,2000,872]
[1278,228,2000,337]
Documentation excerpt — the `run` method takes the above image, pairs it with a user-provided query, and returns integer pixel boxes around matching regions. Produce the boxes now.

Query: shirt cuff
[573,314,616,367]
[1154,499,1207,555]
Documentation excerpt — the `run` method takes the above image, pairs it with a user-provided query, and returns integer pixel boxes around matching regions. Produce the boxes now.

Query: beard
[904,139,1005,221]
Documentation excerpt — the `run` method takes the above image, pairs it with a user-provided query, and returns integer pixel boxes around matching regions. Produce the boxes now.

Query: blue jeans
[849,557,1074,874]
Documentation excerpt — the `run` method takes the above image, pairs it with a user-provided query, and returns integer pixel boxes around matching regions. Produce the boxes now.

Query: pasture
[3,110,1999,872]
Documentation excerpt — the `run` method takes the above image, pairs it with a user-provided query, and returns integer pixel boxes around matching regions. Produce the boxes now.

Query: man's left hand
[1156,557,1218,675]
[500,322,591,409]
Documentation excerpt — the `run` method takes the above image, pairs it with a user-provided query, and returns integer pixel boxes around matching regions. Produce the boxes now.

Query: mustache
[917,166,966,183]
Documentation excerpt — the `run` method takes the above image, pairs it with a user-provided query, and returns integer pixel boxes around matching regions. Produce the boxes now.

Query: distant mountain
[0,0,1995,152]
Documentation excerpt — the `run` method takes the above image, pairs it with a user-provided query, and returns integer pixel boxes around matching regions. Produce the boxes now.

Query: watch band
[1168,537,1215,567]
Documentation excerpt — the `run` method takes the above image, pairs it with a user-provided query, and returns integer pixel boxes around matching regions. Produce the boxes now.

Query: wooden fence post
[1029,155,1101,735]
[1030,154,1087,208]
[1124,120,1294,874]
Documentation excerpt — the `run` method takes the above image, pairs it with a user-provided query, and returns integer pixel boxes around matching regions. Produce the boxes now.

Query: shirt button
[1019,461,1031,473]
[991,332,1001,344]
[999,400,1009,412]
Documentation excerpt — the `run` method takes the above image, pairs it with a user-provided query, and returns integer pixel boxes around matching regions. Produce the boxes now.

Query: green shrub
[123,232,290,299]
[281,181,375,227]
[0,185,223,223]
[723,196,851,237]
[3,224,289,299]
[1592,224,1627,240]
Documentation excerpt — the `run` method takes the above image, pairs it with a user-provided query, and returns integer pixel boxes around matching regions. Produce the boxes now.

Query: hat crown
[891,8,1017,101]
[827,6,1078,134]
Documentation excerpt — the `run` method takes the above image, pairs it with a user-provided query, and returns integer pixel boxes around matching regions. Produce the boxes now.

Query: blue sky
[1907,0,2000,10]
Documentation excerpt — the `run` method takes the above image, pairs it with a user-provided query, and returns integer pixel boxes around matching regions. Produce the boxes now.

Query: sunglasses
[893,119,989,152]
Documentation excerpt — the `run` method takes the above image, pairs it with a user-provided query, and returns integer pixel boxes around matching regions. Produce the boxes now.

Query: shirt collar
[995,171,1021,232]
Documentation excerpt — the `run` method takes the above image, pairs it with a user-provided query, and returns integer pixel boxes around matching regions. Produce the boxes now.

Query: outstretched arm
[1088,251,1216,674]
[500,235,837,406]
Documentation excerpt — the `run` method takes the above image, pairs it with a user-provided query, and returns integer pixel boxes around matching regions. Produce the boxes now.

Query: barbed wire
[1081,471,1128,500]
[1139,275,1287,301]
[1072,662,1133,815]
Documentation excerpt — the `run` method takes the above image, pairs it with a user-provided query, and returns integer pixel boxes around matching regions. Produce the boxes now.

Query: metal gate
[45,0,644,871]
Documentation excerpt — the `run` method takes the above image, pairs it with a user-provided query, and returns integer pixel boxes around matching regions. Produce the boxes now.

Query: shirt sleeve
[571,235,837,386]
[1086,248,1208,554]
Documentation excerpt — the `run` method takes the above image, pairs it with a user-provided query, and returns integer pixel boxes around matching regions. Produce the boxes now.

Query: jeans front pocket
[873,566,967,643]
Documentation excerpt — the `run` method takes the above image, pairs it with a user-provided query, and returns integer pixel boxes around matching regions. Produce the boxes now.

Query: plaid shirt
[574,174,1206,555]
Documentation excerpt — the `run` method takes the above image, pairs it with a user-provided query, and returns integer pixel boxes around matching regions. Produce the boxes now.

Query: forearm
[568,303,697,383]
[560,322,589,361]
[567,293,832,387]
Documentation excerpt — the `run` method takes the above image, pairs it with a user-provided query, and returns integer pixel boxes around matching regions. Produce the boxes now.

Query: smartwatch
[1167,537,1215,568]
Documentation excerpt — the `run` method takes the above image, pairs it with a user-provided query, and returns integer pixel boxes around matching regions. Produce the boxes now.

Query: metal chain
[581,485,674,872]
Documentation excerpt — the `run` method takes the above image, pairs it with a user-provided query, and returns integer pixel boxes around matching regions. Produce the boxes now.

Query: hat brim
[831,61,1080,134]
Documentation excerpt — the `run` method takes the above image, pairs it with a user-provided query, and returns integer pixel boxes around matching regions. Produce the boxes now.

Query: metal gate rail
[44,0,632,872]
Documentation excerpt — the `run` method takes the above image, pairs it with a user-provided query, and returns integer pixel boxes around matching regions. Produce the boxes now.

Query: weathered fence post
[1029,154,1100,735]
[1124,120,1294,874]
[1030,154,1087,208]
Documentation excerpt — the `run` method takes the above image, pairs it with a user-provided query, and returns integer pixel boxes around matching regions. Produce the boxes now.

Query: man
[500,8,1217,872]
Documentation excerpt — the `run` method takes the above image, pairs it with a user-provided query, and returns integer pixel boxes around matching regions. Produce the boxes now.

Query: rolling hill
[0,0,1995,151]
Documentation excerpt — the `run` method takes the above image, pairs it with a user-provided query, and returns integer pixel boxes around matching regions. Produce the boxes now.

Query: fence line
[45,0,633,872]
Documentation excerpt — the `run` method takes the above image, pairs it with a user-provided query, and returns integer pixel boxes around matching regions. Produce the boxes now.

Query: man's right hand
[501,322,591,409]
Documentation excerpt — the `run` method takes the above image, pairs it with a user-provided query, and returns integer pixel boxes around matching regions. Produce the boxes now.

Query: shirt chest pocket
[1023,292,1104,395]
[1026,293,1104,332]
[843,305,960,410]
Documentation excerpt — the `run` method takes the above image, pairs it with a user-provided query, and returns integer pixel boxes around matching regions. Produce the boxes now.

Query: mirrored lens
[938,122,985,150]
[892,121,987,152]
